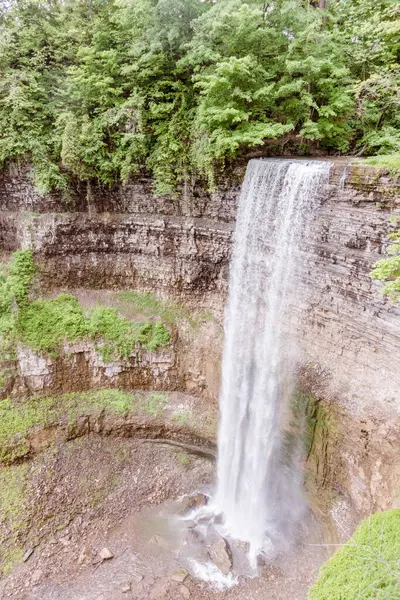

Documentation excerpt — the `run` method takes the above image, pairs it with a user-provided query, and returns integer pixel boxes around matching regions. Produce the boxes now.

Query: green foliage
[89,306,170,360]
[0,251,170,364]
[0,0,399,191]
[362,154,400,176]
[144,392,167,417]
[309,509,400,600]
[371,226,400,302]
[0,250,36,313]
[19,294,90,353]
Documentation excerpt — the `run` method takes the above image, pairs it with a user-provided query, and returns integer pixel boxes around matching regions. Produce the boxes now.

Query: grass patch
[173,411,190,426]
[118,290,212,329]
[0,251,171,365]
[143,392,168,417]
[177,452,190,467]
[361,154,400,177]
[0,389,187,464]
[309,509,400,600]
[0,390,137,463]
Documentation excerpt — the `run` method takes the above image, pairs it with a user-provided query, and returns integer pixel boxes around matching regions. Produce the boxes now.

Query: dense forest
[0,0,399,194]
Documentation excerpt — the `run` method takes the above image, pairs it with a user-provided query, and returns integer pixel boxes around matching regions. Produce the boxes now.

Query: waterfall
[214,158,331,561]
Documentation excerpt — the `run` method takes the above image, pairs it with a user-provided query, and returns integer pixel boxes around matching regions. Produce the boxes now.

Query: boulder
[149,579,169,600]
[99,547,114,561]
[208,535,232,575]
[170,568,188,583]
[179,584,190,599]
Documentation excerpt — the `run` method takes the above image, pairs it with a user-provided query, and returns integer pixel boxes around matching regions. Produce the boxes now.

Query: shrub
[18,294,89,354]
[0,251,171,364]
[309,510,400,600]
[371,225,400,303]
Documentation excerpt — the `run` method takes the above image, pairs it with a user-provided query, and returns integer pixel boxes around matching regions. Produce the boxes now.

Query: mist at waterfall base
[205,159,332,568]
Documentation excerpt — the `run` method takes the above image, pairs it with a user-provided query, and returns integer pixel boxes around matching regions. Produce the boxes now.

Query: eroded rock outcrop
[0,161,399,516]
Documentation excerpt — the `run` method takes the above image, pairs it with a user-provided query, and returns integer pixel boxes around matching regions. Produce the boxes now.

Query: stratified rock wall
[1,161,399,515]
[1,163,398,412]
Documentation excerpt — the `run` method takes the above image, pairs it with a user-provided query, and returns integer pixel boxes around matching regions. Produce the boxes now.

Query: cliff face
[1,161,399,515]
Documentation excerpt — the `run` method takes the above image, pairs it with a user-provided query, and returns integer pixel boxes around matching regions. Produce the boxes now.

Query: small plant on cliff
[370,220,400,303]
[89,307,170,360]
[0,250,36,316]
[309,509,400,600]
[19,294,90,354]
[144,393,168,417]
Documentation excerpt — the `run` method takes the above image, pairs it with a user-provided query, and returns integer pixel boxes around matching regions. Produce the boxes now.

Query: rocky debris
[119,582,131,593]
[207,535,232,575]
[149,579,169,600]
[77,545,91,565]
[178,585,190,599]
[170,568,188,583]
[31,569,43,585]
[99,547,114,561]
[132,572,144,583]
[179,493,209,515]
[59,536,71,547]
[22,549,34,562]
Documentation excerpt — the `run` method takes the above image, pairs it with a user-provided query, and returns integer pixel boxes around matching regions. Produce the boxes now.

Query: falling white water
[214,158,331,561]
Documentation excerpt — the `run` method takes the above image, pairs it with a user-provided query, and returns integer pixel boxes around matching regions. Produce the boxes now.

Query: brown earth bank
[0,413,331,600]
[0,388,336,600]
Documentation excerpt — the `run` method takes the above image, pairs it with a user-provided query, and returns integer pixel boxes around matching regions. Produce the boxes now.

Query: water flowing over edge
[213,158,332,564]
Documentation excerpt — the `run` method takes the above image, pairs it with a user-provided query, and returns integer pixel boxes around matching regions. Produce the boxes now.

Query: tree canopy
[0,0,399,193]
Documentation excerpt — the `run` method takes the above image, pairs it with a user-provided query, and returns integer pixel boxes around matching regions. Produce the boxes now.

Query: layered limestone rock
[0,161,399,516]
[14,342,177,397]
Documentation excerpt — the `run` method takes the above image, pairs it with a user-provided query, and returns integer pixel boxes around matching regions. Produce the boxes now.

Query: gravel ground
[0,431,333,600]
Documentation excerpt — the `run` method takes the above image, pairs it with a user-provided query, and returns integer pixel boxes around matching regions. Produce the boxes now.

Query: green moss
[289,388,337,464]
[143,392,167,417]
[309,510,400,600]
[0,252,171,367]
[0,389,184,464]
[361,154,400,177]
[0,464,29,527]
[1,547,23,577]
[117,290,210,329]
[0,463,29,577]
[19,294,90,354]
[0,390,138,463]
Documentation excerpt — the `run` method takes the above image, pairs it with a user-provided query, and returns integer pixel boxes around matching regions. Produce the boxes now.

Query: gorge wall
[1,161,399,518]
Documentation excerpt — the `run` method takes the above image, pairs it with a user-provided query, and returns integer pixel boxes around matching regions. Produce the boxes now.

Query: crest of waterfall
[214,158,331,561]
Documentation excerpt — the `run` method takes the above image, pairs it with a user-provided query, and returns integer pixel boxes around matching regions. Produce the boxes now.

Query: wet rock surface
[207,535,233,576]
[0,430,333,600]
